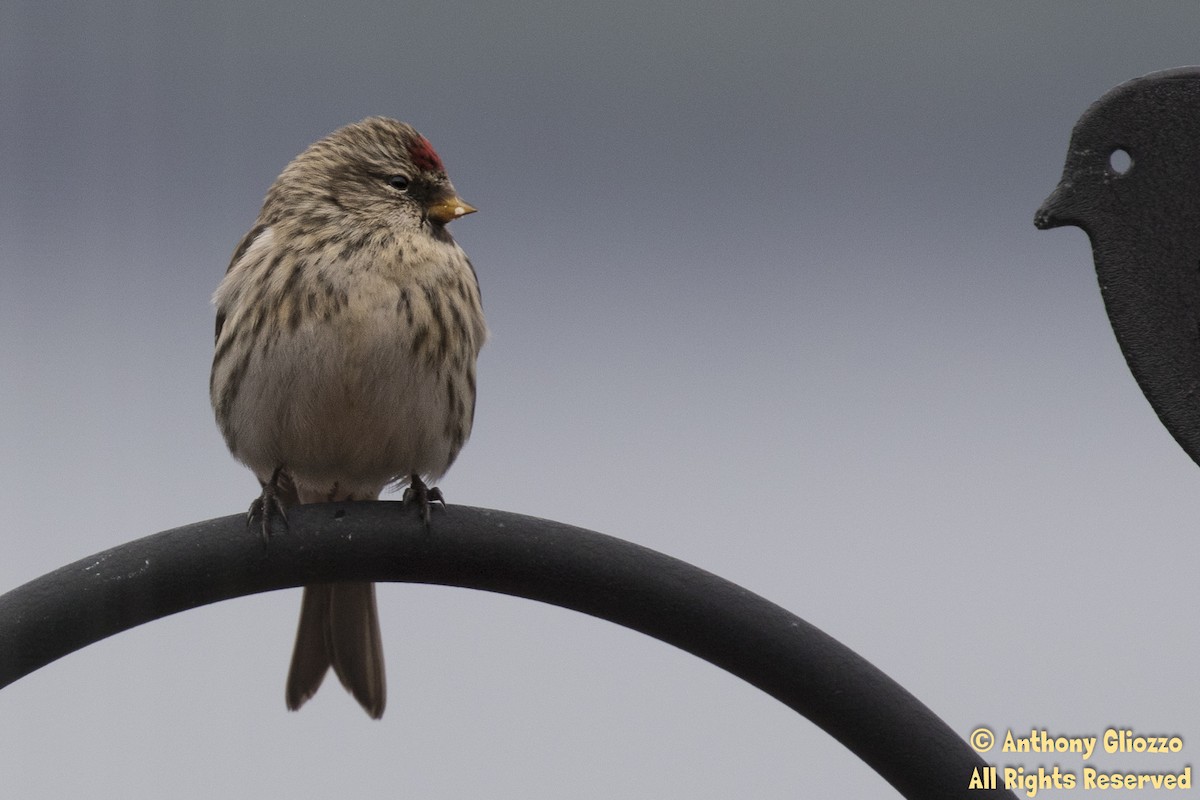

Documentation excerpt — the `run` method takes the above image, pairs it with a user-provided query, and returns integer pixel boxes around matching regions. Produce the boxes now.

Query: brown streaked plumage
[209,117,486,719]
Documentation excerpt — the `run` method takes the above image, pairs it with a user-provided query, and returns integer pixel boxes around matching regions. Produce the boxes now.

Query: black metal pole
[0,502,1012,799]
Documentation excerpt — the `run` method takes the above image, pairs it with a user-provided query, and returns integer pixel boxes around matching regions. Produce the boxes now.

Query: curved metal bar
[0,503,1012,799]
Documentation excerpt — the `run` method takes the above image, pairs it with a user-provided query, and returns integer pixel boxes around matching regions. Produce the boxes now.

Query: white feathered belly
[225,298,467,495]
[211,226,484,497]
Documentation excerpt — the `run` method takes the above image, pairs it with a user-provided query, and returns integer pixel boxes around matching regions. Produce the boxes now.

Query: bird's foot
[247,466,290,543]
[402,475,445,526]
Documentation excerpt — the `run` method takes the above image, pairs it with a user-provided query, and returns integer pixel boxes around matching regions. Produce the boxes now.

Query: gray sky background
[3,1,1199,797]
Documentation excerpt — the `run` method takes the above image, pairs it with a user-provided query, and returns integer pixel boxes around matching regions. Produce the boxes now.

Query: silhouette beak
[1035,183,1072,230]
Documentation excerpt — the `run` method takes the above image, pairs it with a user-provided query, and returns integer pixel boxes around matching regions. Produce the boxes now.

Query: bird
[1036,66,1200,470]
[209,117,487,718]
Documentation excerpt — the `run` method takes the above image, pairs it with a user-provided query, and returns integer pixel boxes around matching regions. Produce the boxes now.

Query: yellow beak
[427,196,477,225]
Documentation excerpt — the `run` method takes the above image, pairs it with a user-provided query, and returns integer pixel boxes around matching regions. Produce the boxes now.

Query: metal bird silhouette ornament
[1037,67,1200,468]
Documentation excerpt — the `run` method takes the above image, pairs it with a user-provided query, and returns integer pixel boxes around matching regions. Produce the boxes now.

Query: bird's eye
[386,175,411,191]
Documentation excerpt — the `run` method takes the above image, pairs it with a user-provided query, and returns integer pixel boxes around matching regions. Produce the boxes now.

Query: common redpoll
[209,117,486,718]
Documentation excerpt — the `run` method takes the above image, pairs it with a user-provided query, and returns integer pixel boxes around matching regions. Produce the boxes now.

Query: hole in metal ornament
[1109,148,1132,175]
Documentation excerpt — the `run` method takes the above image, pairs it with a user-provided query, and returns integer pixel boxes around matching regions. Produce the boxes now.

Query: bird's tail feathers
[279,477,387,719]
[286,582,387,719]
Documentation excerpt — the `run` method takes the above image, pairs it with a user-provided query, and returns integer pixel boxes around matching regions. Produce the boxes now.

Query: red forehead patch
[408,135,444,172]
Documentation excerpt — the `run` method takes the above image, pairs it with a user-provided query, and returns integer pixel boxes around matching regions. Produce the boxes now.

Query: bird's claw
[247,467,290,543]
[402,475,445,526]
